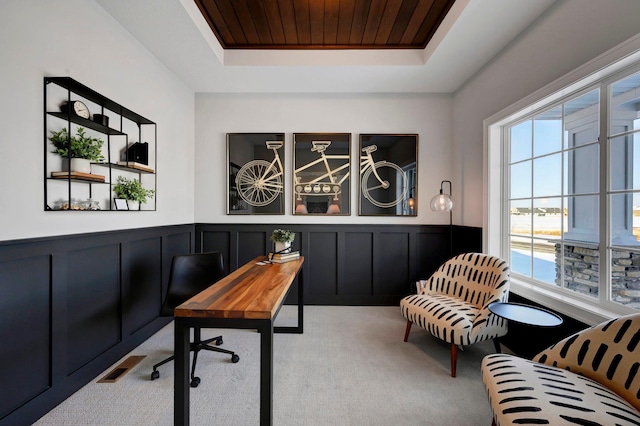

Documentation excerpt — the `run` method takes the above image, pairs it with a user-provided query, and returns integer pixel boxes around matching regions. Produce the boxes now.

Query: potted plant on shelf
[113,176,155,210]
[270,228,295,253]
[49,127,105,174]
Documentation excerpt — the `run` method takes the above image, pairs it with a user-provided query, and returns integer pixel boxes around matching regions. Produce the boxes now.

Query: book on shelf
[268,251,300,263]
[117,161,154,173]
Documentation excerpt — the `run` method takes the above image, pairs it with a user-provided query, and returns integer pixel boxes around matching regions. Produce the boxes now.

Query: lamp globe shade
[430,193,454,212]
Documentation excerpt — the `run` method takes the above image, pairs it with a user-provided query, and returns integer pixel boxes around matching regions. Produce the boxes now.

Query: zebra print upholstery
[482,313,640,426]
[400,253,510,377]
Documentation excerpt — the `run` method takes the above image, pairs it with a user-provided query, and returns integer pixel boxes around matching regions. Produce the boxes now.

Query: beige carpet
[34,306,494,425]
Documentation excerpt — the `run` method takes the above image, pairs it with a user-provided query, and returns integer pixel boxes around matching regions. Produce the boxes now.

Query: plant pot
[68,158,91,174]
[275,241,291,253]
[127,200,140,211]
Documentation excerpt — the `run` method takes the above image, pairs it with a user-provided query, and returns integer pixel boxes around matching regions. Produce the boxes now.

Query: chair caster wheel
[151,370,159,380]
[232,354,240,363]
[215,337,223,345]
[190,377,201,388]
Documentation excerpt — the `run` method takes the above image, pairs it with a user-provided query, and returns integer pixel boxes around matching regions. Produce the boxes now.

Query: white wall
[0,0,195,241]
[452,0,640,228]
[195,93,453,224]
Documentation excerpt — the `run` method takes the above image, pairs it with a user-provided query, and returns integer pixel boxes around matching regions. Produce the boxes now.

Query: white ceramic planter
[275,241,291,253]
[69,158,91,174]
[127,200,140,211]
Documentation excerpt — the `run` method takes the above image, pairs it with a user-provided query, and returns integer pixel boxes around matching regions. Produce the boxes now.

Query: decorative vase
[275,241,291,253]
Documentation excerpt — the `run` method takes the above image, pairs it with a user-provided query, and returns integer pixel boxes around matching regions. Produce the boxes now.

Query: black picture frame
[114,198,129,211]
[227,133,285,215]
[358,134,418,216]
[293,133,351,215]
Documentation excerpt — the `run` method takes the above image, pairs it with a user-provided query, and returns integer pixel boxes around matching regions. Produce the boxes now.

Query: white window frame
[484,35,640,325]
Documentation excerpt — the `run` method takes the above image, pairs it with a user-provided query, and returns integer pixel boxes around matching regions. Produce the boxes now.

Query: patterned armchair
[481,313,640,426]
[400,253,510,377]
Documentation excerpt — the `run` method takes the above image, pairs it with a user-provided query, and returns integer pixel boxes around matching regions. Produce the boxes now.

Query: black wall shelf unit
[44,77,157,211]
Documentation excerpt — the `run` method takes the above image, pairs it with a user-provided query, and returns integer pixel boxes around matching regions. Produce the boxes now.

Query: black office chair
[150,251,239,387]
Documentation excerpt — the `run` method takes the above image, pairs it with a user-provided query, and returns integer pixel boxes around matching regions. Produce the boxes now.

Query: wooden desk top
[174,256,304,320]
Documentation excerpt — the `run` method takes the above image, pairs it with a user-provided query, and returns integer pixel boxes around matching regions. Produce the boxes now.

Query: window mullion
[599,81,610,306]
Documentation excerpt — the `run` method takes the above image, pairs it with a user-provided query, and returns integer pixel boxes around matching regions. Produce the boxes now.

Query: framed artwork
[358,134,418,216]
[227,133,285,215]
[113,198,128,210]
[293,133,351,215]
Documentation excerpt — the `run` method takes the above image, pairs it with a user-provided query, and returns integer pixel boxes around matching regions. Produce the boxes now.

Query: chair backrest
[534,312,640,411]
[160,251,225,316]
[420,252,510,308]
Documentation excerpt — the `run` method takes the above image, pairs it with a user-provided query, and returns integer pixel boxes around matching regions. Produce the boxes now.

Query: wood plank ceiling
[194,0,456,50]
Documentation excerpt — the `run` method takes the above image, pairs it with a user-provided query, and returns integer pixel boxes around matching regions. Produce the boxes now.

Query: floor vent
[97,355,146,383]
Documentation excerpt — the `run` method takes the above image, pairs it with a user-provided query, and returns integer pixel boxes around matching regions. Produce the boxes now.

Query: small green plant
[270,229,295,244]
[113,176,155,203]
[49,127,105,162]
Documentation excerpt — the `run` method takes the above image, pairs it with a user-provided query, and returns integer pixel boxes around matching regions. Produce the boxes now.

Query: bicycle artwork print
[359,134,418,216]
[293,133,351,215]
[227,133,285,215]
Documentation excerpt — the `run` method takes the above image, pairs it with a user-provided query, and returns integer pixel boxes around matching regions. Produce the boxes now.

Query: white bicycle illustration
[235,140,408,209]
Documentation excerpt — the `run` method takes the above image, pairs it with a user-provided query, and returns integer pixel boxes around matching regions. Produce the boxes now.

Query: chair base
[150,328,239,387]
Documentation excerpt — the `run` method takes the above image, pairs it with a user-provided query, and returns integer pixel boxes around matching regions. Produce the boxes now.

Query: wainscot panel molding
[0,225,194,426]
[0,222,480,425]
[195,223,482,305]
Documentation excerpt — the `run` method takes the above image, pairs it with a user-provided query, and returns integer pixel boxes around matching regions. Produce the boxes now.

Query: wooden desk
[174,256,304,425]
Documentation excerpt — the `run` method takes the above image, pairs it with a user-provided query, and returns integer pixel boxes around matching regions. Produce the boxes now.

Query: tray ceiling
[194,0,456,50]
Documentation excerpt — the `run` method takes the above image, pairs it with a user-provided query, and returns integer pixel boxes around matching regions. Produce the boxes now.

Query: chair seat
[401,293,479,344]
[482,353,640,426]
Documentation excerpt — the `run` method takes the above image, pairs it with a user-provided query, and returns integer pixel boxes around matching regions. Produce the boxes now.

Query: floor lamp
[430,180,454,256]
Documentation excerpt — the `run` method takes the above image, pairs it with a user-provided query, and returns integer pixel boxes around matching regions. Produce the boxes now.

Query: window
[488,51,640,320]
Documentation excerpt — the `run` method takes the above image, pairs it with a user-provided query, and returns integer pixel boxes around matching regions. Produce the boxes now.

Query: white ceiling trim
[96,0,556,93]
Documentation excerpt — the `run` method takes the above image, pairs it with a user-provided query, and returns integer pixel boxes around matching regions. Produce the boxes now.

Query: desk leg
[259,320,274,426]
[297,271,304,333]
[174,319,190,425]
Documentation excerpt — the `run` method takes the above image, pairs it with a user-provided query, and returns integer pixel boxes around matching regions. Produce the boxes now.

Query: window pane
[565,144,598,195]
[611,247,640,308]
[565,195,599,243]
[564,89,599,148]
[533,154,562,197]
[510,161,531,198]
[610,133,640,191]
[533,197,562,240]
[610,71,640,135]
[561,242,598,298]
[510,200,531,236]
[534,107,562,156]
[510,236,531,277]
[510,120,532,163]
[610,192,640,245]
[532,238,557,285]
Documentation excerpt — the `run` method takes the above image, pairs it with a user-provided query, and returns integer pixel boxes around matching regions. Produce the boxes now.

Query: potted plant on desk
[113,176,155,210]
[270,229,295,254]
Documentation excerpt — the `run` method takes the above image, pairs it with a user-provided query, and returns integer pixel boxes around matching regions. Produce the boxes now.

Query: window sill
[509,277,634,326]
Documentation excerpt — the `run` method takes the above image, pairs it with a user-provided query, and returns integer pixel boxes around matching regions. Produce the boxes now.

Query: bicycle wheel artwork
[236,160,282,206]
[227,133,285,215]
[359,134,418,216]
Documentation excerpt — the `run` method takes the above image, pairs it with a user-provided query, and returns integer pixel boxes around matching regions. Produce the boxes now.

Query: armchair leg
[450,343,458,378]
[403,320,412,342]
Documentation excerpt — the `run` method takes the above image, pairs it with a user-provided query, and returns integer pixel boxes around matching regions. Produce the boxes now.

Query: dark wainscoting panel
[0,224,194,426]
[0,255,51,421]
[195,223,482,305]
[67,243,121,374]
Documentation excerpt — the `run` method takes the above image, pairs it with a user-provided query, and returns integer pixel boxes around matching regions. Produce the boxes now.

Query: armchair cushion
[533,312,640,412]
[482,353,640,426]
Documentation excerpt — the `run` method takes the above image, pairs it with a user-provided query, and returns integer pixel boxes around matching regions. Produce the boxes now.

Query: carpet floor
[34,305,494,425]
